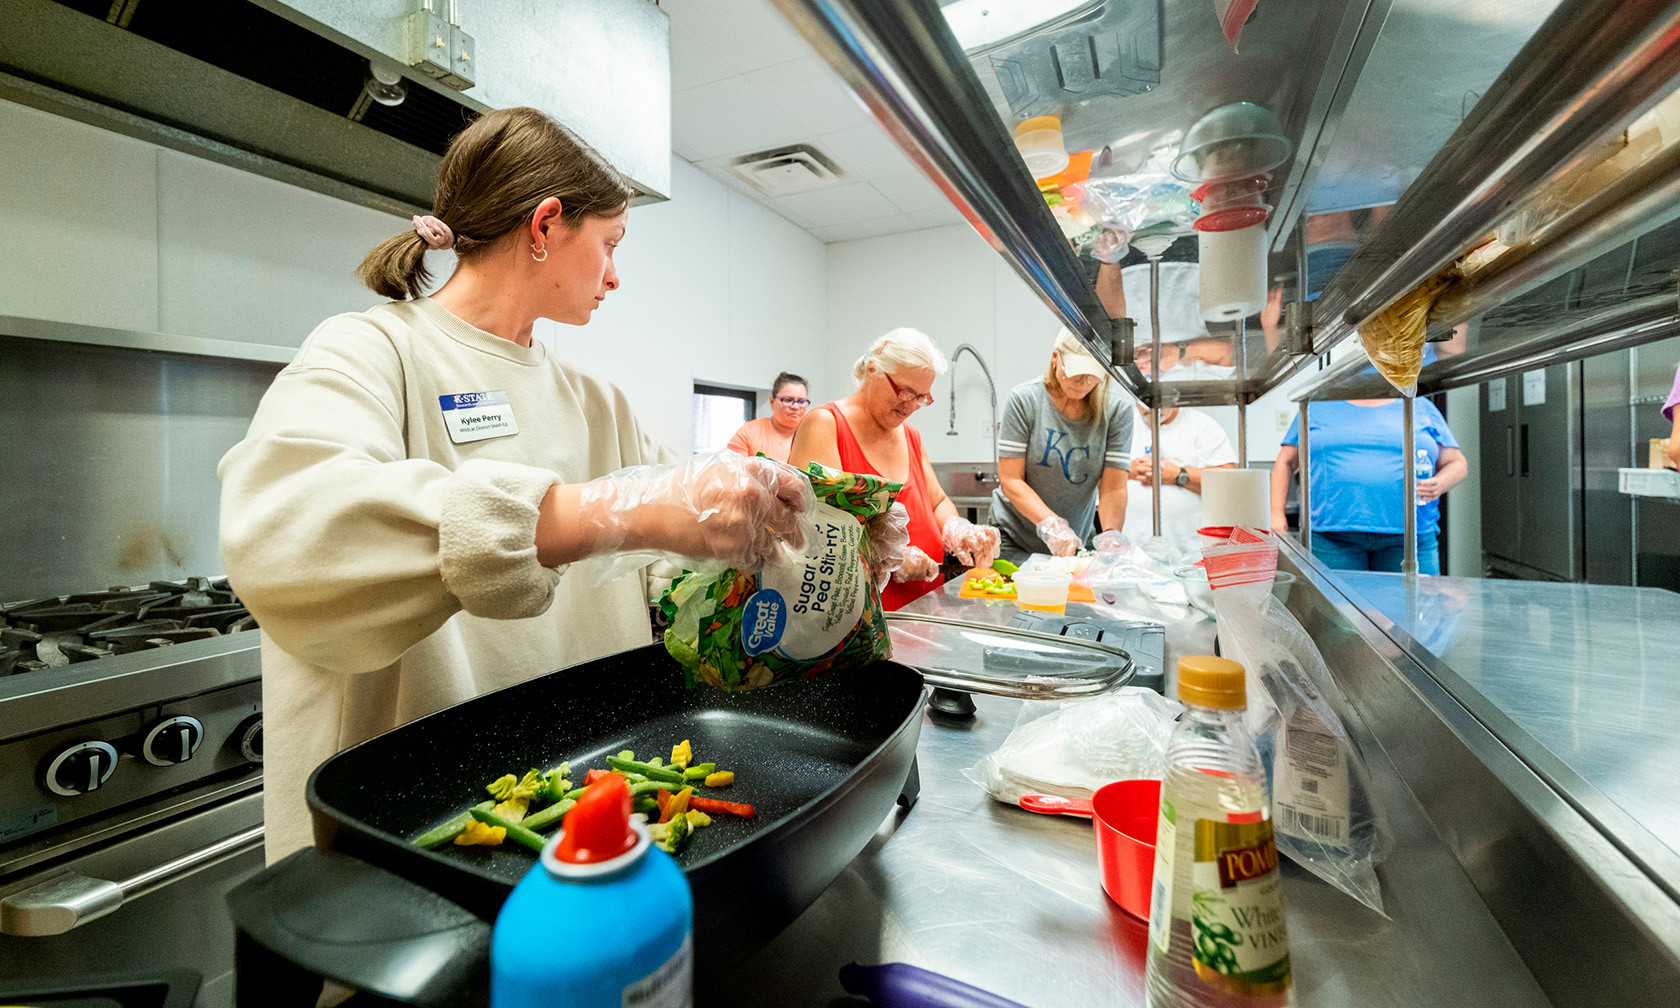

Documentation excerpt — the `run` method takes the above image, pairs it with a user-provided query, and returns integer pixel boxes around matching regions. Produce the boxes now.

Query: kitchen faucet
[947,343,998,453]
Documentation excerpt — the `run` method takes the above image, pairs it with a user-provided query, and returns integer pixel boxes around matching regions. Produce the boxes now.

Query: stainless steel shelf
[776,0,1680,410]
[1291,289,1680,401]
[0,315,297,366]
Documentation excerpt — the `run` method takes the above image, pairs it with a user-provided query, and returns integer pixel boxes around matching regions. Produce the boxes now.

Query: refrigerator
[1480,363,1582,581]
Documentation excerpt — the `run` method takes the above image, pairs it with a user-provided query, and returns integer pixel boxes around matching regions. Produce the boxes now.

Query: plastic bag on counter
[659,463,899,692]
[964,687,1183,804]
[1075,533,1186,606]
[1204,528,1389,915]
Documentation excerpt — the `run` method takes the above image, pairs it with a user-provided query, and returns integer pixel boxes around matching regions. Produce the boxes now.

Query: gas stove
[1,577,256,675]
[0,577,264,874]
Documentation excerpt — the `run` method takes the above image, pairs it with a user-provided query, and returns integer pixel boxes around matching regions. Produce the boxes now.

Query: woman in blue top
[1267,398,1468,575]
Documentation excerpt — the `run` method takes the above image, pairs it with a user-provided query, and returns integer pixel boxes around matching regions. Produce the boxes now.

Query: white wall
[0,98,826,454]
[822,224,1246,465]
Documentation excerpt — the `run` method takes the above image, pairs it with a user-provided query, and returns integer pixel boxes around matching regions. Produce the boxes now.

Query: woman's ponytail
[356,231,433,301]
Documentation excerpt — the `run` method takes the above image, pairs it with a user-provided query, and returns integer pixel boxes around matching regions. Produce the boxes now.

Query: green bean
[468,807,545,853]
[523,798,576,834]
[682,763,716,781]
[413,801,495,848]
[606,755,685,785]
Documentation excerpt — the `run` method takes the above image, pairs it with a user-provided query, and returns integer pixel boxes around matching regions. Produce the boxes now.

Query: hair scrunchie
[411,214,455,251]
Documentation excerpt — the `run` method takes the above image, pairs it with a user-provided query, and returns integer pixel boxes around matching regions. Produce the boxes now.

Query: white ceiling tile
[771,182,899,225]
[664,0,812,81]
[910,204,968,228]
[869,171,949,213]
[662,0,737,91]
[671,77,807,161]
[809,123,914,180]
[821,215,920,243]
[742,58,870,140]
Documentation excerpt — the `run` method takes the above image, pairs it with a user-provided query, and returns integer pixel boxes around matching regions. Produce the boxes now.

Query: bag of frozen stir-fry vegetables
[659,462,901,692]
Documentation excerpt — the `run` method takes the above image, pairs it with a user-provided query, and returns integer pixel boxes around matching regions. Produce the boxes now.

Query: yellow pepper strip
[671,739,693,769]
[454,820,506,846]
[704,771,734,788]
[665,787,693,821]
[685,809,712,828]
[492,797,530,824]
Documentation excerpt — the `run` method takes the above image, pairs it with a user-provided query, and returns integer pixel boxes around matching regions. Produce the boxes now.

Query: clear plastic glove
[1035,515,1082,557]
[1092,226,1130,264]
[863,502,912,588]
[892,544,940,583]
[1092,530,1126,553]
[577,451,815,582]
[942,515,1001,568]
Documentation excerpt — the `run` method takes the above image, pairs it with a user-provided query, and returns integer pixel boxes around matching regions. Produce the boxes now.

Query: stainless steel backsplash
[1,334,281,599]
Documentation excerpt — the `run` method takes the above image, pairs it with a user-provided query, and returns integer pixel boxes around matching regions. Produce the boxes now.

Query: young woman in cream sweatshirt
[219,107,812,859]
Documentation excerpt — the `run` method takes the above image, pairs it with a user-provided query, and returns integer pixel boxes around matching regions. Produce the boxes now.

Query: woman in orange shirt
[791,329,999,609]
[726,372,809,462]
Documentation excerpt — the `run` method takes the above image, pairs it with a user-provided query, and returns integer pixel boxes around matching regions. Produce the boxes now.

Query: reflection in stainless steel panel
[1332,570,1680,883]
[0,335,279,599]
[1307,0,1563,212]
[1280,542,1680,1006]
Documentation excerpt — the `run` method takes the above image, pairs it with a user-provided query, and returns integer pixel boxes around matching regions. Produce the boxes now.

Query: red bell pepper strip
[585,768,610,786]
[690,796,756,819]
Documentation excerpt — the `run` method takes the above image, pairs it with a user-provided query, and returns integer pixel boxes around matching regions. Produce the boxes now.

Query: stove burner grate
[0,577,258,676]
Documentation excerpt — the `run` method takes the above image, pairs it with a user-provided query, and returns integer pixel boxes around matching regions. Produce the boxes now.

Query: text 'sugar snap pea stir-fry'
[414,740,753,857]
[660,463,902,692]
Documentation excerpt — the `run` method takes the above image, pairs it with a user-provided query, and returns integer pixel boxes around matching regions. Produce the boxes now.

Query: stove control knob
[43,741,119,796]
[141,716,204,767]
[234,716,263,764]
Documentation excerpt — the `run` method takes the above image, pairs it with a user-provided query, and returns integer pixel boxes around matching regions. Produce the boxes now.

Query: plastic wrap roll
[1200,468,1270,529]
[1198,223,1267,322]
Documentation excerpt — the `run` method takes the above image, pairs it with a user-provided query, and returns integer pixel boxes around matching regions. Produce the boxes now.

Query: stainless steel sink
[932,462,999,513]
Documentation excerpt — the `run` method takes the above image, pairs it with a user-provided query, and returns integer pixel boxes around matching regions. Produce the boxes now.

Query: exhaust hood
[0,0,671,217]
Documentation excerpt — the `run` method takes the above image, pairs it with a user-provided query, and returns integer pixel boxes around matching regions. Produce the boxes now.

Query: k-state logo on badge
[438,389,519,443]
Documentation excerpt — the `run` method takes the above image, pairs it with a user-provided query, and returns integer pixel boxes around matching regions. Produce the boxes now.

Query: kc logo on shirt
[1039,429,1091,484]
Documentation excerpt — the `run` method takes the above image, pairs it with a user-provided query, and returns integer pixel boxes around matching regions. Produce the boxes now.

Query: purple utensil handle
[839,962,1034,1008]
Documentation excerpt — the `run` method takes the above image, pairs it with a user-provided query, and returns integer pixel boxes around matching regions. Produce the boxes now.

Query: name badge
[438,390,519,443]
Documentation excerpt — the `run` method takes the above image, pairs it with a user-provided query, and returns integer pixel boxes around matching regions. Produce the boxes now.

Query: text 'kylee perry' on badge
[438,390,519,443]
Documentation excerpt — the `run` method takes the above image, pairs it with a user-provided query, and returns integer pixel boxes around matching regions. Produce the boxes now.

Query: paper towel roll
[1200,468,1270,530]
[1198,223,1268,322]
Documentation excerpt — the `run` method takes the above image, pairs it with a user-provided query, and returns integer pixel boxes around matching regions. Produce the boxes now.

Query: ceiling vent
[729,144,843,196]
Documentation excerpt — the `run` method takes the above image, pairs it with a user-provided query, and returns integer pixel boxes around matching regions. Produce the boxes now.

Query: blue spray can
[491,774,693,1007]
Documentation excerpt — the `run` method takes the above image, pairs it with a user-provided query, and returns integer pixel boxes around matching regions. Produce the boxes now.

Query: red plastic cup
[1019,778,1162,919]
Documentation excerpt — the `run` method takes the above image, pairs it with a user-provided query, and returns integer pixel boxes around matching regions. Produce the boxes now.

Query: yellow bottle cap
[1177,655,1246,710]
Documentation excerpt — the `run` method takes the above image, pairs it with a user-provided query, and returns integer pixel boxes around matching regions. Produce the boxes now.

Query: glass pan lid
[884,612,1135,700]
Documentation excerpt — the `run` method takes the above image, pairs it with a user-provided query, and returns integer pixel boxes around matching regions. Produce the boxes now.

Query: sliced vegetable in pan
[413,740,754,858]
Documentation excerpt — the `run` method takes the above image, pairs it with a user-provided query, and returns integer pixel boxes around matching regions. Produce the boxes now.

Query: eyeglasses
[774,396,811,407]
[883,372,935,407]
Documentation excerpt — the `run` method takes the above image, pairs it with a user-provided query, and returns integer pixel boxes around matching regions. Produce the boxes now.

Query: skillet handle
[1018,794,1094,818]
[227,848,490,1008]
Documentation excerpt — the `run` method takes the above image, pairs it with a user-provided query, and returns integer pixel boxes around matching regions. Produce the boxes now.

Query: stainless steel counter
[1331,571,1680,898]
[713,580,1553,1007]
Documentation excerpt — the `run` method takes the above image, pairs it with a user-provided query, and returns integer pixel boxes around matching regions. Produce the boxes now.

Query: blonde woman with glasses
[791,328,1000,609]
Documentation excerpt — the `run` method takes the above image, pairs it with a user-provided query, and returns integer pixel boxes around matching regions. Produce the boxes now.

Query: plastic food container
[1014,115,1070,180]
[1012,569,1072,613]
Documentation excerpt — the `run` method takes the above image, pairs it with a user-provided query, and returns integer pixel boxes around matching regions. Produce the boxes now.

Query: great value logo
[740,588,787,656]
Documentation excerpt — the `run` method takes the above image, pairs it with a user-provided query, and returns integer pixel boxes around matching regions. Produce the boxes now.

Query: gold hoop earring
[531,243,548,263]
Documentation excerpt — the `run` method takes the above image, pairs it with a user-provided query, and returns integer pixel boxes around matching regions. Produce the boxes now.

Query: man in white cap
[991,329,1133,563]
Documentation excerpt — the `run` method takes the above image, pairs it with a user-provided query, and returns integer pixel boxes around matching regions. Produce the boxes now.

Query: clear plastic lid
[884,612,1136,699]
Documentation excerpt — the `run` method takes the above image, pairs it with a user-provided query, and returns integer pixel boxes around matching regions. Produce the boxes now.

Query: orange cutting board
[957,568,1096,603]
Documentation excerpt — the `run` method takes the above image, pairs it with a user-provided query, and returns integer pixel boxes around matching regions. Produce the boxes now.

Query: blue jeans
[1312,530,1440,575]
